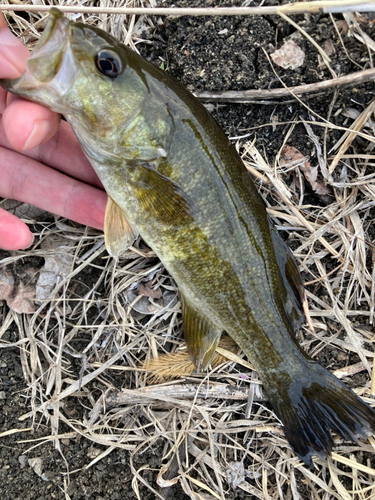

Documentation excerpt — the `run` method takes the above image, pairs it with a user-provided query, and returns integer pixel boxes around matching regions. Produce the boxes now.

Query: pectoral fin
[129,163,196,227]
[181,294,222,371]
[104,196,139,258]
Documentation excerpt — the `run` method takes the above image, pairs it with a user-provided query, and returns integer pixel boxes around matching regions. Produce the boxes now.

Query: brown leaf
[323,39,335,56]
[0,268,37,314]
[281,145,306,164]
[335,20,349,35]
[138,281,163,299]
[281,145,331,196]
[35,234,74,304]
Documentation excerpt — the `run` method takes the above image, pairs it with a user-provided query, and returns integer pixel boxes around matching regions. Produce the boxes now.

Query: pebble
[28,457,44,477]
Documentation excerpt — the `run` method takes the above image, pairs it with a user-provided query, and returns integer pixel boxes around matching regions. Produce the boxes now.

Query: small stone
[87,445,101,459]
[28,457,44,477]
[18,455,27,469]
[337,351,347,361]
[0,391,6,400]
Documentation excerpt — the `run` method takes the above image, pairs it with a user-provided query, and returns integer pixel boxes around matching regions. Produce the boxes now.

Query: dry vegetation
[1,1,375,499]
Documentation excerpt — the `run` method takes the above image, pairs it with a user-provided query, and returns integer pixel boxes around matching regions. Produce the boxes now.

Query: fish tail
[268,363,375,466]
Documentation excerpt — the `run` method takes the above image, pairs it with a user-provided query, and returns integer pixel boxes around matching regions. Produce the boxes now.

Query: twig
[333,361,372,379]
[197,68,375,103]
[0,427,33,438]
[100,383,265,407]
[0,1,374,16]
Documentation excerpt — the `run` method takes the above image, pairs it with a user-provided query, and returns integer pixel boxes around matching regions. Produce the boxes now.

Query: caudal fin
[268,363,375,466]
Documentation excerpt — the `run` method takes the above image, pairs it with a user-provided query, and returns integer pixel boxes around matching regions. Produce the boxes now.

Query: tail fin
[268,363,375,466]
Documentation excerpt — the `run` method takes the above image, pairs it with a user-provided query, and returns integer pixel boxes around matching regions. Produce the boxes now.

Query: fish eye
[95,49,123,77]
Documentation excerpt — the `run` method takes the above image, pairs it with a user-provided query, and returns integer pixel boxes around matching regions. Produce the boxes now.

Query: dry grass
[1,1,375,499]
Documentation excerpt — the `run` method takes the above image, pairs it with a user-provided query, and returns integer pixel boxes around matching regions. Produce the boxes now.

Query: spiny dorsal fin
[181,293,222,371]
[104,196,139,258]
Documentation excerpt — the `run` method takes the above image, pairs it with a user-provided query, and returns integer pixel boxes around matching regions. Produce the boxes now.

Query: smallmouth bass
[3,9,374,465]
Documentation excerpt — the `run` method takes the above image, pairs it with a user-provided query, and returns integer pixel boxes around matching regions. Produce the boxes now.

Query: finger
[2,99,61,150]
[0,207,34,251]
[0,12,62,148]
[0,13,30,79]
[0,145,106,231]
[0,118,103,188]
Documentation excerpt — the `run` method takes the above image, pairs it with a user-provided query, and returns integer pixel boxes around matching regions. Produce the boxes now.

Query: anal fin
[181,294,222,371]
[104,196,139,258]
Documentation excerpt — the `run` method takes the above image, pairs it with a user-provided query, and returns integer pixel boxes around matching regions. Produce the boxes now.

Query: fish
[2,8,374,465]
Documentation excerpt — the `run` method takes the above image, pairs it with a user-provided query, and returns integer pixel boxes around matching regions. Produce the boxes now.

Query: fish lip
[35,7,66,52]
[0,9,73,108]
[25,8,70,83]
[0,8,70,93]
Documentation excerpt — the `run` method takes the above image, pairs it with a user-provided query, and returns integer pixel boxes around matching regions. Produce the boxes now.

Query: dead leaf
[281,145,331,196]
[0,233,74,314]
[35,234,74,303]
[138,281,163,299]
[271,40,305,70]
[323,39,335,56]
[335,20,349,35]
[227,461,245,490]
[281,145,307,165]
[356,14,371,27]
[126,290,164,315]
[0,267,37,314]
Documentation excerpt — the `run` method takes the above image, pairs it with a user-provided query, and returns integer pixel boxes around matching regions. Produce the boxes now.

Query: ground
[1,1,375,499]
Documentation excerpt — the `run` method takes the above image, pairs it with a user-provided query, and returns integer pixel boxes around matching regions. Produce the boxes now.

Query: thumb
[0,12,30,79]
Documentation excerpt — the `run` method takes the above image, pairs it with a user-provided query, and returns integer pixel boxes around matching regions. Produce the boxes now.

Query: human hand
[0,13,106,251]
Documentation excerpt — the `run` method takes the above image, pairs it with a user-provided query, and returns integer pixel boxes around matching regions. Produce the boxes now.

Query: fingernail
[22,119,51,150]
[21,232,35,250]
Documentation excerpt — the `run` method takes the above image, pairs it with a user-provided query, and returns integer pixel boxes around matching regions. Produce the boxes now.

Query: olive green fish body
[3,10,374,465]
[91,58,309,383]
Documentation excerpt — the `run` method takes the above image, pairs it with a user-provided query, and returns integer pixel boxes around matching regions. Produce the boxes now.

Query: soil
[1,1,375,499]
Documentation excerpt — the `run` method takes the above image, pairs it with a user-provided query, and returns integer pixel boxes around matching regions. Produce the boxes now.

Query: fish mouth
[26,8,70,83]
[1,8,72,102]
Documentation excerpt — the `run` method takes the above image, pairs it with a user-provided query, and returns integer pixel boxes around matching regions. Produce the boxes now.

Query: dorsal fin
[269,224,305,330]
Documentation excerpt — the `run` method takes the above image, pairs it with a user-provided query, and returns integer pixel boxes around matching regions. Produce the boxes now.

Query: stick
[101,383,265,407]
[0,1,374,16]
[196,68,375,103]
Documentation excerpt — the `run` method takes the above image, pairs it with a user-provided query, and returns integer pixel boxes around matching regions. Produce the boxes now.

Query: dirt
[1,1,375,499]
